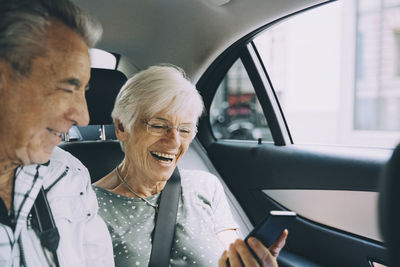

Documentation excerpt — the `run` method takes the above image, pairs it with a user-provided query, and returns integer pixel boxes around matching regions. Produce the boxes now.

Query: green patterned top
[93,169,238,267]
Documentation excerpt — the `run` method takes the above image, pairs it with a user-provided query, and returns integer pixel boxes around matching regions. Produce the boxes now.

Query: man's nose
[68,93,90,126]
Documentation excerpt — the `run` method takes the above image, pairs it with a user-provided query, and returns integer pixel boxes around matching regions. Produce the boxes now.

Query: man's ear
[115,119,128,141]
[0,60,9,87]
[0,60,13,93]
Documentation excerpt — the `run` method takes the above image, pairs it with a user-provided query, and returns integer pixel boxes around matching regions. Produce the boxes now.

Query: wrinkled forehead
[45,20,90,63]
[144,106,199,125]
[41,20,91,82]
[141,96,201,124]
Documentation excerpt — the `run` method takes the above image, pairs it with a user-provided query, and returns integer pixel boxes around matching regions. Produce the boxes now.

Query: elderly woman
[93,65,287,267]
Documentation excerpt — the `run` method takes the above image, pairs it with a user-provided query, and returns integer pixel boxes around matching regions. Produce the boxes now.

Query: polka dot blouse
[93,169,238,267]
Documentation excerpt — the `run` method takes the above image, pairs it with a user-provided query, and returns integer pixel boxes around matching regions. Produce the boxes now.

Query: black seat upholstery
[379,144,400,266]
[86,68,127,125]
[60,140,124,182]
[59,68,127,183]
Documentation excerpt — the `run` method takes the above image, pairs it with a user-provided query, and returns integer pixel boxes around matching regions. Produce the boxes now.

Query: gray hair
[112,64,204,133]
[0,0,102,75]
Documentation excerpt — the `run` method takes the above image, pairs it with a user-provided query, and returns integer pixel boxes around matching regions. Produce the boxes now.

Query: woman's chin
[148,157,178,181]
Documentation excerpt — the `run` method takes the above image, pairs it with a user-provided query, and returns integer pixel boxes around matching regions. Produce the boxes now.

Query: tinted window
[210,59,272,141]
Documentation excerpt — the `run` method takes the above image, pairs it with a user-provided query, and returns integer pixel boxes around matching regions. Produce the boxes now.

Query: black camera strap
[148,168,181,267]
[31,187,60,267]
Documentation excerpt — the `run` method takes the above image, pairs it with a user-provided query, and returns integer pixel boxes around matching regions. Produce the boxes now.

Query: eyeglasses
[140,119,197,139]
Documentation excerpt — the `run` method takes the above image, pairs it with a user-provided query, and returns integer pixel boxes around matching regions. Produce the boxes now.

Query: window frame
[197,44,292,147]
[197,1,336,149]
[241,43,292,145]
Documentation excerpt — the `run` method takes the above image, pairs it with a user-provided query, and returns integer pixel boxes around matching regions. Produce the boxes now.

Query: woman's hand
[218,230,288,267]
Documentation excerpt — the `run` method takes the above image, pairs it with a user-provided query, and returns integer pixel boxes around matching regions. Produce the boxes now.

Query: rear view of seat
[59,68,127,182]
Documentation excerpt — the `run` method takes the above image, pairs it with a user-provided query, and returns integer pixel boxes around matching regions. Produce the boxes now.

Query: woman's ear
[115,119,128,141]
[117,121,125,132]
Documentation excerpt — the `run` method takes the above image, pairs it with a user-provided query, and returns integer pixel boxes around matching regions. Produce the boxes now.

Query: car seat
[59,68,127,182]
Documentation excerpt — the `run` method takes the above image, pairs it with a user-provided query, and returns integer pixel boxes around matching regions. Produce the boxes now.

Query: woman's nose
[165,127,181,145]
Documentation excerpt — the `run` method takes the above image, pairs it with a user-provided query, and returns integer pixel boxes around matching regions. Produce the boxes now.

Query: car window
[209,59,273,141]
[253,0,400,148]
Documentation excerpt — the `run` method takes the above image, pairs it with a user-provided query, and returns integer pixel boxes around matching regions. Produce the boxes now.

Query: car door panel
[204,140,388,266]
[264,190,380,241]
[208,141,385,192]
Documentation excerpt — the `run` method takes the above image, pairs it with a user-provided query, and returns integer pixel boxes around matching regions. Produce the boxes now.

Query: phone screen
[245,210,296,247]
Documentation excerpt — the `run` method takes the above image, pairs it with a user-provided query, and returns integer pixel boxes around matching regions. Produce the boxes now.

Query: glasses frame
[140,119,197,139]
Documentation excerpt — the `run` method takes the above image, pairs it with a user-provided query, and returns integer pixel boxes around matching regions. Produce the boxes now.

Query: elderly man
[0,0,113,266]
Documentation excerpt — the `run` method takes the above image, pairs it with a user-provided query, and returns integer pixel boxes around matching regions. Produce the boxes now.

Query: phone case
[245,210,296,247]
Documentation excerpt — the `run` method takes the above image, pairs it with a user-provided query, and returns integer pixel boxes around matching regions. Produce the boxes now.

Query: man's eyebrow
[58,78,82,88]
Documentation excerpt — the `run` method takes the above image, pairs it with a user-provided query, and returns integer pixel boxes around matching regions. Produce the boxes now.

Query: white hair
[0,0,102,75]
[112,64,204,132]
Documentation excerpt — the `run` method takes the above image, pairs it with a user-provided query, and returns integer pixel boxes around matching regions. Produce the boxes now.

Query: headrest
[86,68,127,125]
[379,144,400,266]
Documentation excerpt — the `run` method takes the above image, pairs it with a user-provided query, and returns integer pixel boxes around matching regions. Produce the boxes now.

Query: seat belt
[148,168,182,267]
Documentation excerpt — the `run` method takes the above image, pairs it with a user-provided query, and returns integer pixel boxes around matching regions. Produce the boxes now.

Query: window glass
[210,59,273,141]
[253,0,400,147]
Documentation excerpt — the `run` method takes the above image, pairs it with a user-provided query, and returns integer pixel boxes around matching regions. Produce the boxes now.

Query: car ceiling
[73,0,328,82]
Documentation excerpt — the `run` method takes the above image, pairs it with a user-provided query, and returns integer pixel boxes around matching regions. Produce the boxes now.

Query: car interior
[60,0,399,266]
[379,144,400,267]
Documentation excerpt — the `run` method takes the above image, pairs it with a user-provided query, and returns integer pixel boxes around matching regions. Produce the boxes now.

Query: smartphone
[245,210,296,247]
[226,210,296,266]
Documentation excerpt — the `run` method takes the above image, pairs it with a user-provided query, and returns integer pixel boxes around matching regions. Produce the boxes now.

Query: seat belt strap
[148,168,181,267]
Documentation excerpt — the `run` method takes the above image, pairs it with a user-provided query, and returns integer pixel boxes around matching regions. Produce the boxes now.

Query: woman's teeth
[151,151,175,161]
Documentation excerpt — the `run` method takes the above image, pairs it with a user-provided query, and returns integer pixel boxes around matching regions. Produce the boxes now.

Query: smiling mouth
[47,128,63,138]
[150,151,176,162]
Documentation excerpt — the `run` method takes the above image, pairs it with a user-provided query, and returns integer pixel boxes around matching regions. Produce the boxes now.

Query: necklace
[115,166,159,209]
